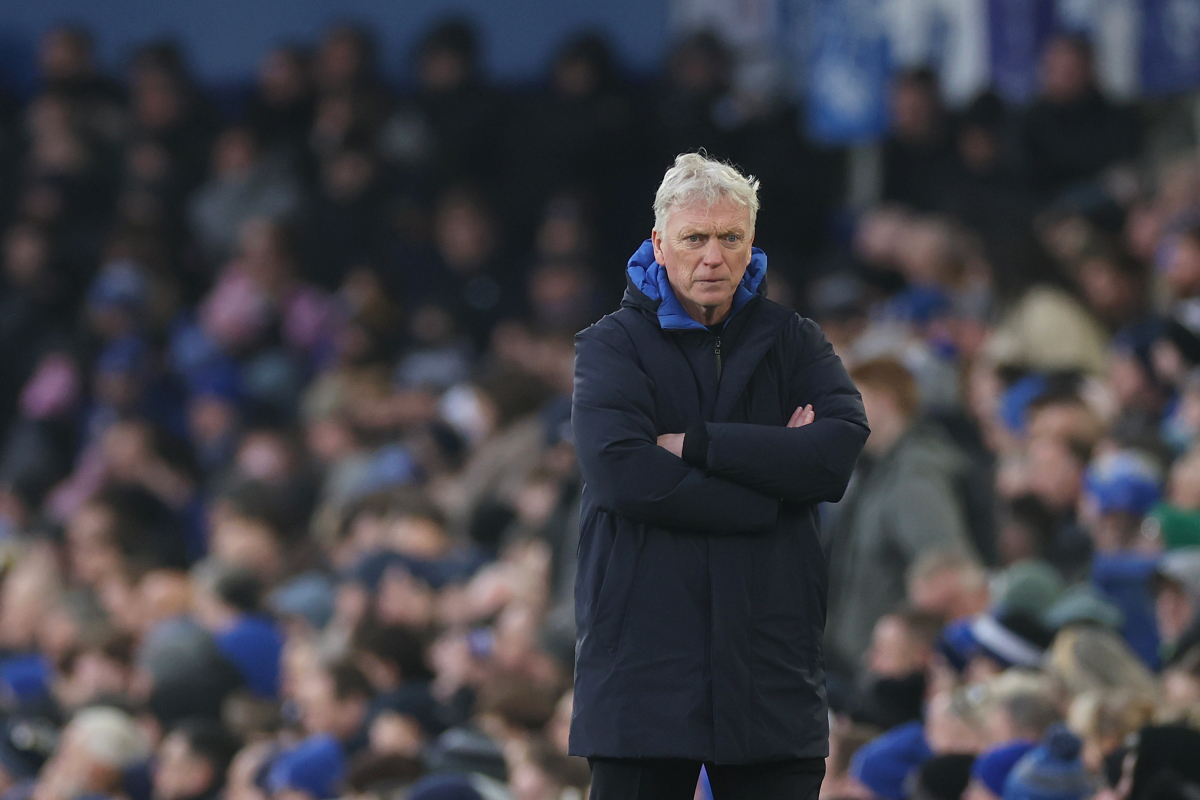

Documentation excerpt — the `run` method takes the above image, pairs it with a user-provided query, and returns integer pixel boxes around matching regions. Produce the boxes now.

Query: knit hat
[1042,585,1124,631]
[909,754,975,800]
[369,682,445,738]
[1152,547,1200,603]
[1083,450,1162,517]
[937,617,979,673]
[266,735,346,800]
[408,774,484,800]
[973,741,1038,798]
[850,720,933,800]
[1002,725,1094,800]
[993,561,1064,618]
[425,727,508,783]
[971,610,1053,670]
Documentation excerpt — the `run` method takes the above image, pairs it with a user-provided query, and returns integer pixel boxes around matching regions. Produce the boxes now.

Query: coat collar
[621,239,768,330]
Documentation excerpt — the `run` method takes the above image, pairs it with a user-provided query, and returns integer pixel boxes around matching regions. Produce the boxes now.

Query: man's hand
[657,406,813,458]
[788,405,815,427]
[657,433,685,458]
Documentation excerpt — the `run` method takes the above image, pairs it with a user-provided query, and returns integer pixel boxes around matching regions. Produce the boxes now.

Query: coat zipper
[715,335,723,382]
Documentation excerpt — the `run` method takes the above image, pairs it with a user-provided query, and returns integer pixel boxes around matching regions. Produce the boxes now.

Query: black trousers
[588,757,826,800]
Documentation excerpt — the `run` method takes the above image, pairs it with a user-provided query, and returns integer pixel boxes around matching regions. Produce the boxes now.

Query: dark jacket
[569,241,869,763]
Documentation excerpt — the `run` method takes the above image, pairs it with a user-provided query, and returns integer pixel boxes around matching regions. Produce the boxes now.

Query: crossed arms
[571,318,869,535]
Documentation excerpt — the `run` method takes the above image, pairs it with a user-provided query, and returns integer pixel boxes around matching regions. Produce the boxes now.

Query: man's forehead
[669,200,751,232]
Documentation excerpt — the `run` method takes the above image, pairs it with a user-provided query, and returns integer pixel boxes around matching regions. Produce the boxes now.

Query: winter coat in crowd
[824,422,974,677]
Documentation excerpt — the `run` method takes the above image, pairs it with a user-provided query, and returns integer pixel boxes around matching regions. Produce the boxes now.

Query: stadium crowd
[0,13,1199,800]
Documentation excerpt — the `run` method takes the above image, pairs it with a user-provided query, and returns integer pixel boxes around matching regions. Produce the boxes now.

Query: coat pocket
[590,515,643,653]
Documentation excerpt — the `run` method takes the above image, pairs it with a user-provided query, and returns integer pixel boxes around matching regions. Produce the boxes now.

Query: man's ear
[651,229,666,265]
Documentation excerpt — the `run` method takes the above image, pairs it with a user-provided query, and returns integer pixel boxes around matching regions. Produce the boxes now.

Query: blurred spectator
[151,719,240,800]
[188,126,301,265]
[1018,36,1140,200]
[882,68,955,213]
[826,358,974,677]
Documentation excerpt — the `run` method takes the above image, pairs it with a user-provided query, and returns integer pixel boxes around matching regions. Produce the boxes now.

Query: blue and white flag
[1141,0,1200,95]
[805,0,891,143]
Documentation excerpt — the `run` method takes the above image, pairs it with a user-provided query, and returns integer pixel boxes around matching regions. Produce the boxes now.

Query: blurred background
[2,1,1200,800]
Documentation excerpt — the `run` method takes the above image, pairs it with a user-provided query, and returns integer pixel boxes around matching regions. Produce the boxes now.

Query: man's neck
[680,297,732,327]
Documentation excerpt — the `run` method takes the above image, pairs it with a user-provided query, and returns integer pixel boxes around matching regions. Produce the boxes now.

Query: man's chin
[694,293,734,310]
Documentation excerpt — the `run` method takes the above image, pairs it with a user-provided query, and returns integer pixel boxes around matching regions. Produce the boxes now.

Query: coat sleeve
[700,317,869,505]
[572,328,780,533]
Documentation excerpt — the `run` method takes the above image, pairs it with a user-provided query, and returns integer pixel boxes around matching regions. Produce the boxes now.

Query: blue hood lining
[626,239,767,331]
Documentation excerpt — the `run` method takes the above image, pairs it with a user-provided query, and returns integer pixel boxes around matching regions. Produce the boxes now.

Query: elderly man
[570,153,869,800]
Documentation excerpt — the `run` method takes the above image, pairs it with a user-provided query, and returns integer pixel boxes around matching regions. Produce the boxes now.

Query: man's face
[866,616,926,677]
[1026,436,1083,513]
[295,669,339,737]
[651,198,753,324]
[1157,582,1194,643]
[153,733,213,800]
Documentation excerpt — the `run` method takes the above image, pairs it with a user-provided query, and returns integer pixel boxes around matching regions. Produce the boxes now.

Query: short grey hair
[653,152,760,233]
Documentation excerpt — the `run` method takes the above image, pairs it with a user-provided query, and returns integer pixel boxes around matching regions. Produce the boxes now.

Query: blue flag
[1141,0,1200,95]
[805,0,891,144]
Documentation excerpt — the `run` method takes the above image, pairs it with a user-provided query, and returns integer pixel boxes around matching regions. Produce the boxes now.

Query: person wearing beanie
[992,561,1064,620]
[966,741,1038,800]
[850,719,934,800]
[1002,725,1094,800]
[969,609,1054,678]
[1152,547,1200,664]
[1081,449,1163,668]
[265,734,346,800]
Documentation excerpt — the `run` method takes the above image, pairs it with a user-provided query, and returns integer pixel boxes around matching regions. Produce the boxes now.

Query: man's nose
[700,238,725,267]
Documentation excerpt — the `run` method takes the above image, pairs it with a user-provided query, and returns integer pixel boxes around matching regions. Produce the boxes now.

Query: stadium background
[0,1,1200,800]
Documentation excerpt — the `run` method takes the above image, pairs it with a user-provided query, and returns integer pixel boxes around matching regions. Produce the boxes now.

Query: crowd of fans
[1,12,1200,800]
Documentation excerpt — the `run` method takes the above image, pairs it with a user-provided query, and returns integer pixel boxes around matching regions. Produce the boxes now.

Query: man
[1153,547,1200,665]
[824,357,973,679]
[293,658,374,756]
[152,720,240,800]
[571,153,869,799]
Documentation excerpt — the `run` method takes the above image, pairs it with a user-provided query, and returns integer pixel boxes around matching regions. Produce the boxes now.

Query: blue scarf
[625,238,767,331]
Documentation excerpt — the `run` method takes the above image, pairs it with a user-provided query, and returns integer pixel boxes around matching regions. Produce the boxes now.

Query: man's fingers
[788,405,815,428]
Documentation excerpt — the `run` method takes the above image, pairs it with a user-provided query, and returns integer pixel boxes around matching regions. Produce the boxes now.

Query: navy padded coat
[569,242,869,764]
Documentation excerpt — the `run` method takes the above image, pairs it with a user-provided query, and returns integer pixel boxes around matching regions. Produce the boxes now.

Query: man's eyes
[683,234,740,243]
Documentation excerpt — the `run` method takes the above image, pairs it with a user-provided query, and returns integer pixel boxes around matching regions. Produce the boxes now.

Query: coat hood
[624,238,768,330]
